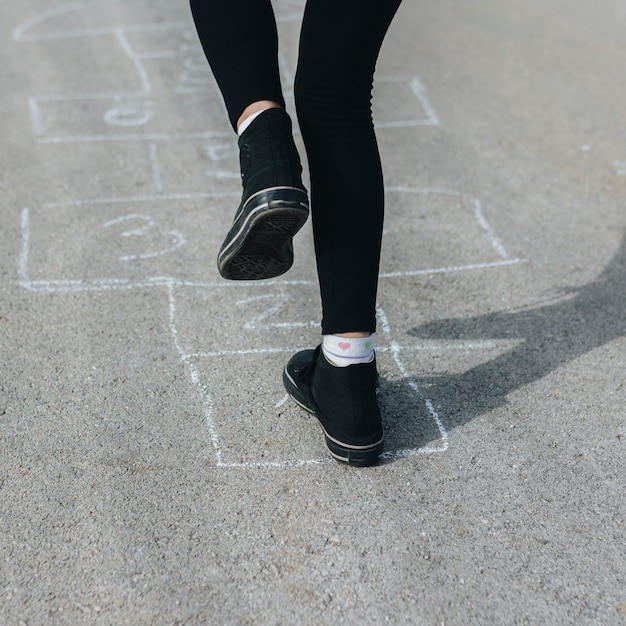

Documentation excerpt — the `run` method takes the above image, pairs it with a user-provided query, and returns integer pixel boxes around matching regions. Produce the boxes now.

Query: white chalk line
[18,208,31,283]
[218,458,330,469]
[376,305,448,455]
[115,28,151,94]
[36,131,232,144]
[44,190,240,209]
[28,98,44,137]
[167,282,223,464]
[274,394,289,409]
[31,92,150,102]
[184,340,506,360]
[470,197,509,259]
[187,347,298,359]
[410,76,440,126]
[174,86,212,95]
[372,75,440,128]
[387,186,461,196]
[18,277,317,294]
[18,258,524,293]
[19,278,171,293]
[380,258,525,279]
[148,143,163,193]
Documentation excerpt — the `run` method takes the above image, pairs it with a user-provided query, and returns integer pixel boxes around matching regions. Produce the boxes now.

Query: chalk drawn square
[29,91,228,142]
[381,188,510,276]
[21,199,317,288]
[22,201,216,285]
[31,142,158,203]
[190,343,446,466]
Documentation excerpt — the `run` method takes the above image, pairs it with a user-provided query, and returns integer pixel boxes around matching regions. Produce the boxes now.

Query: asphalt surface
[1,0,625,624]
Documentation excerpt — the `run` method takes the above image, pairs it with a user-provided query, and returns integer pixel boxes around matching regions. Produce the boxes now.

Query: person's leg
[295,0,402,336]
[189,0,309,280]
[284,0,403,466]
[189,0,284,129]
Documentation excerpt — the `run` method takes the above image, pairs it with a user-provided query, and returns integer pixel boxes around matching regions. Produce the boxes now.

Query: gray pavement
[1,0,625,623]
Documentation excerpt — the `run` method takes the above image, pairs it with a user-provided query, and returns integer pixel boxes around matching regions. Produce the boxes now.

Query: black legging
[190,0,403,334]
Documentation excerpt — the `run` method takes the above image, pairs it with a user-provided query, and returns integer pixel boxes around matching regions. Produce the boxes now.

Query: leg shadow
[392,228,626,446]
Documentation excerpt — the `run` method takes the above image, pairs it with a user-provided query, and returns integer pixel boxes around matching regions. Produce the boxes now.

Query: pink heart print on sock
[338,342,351,351]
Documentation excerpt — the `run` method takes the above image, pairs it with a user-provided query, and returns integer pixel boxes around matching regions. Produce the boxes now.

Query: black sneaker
[283,346,384,467]
[217,108,309,280]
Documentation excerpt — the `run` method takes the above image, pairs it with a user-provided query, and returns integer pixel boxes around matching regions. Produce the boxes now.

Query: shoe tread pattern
[218,190,308,281]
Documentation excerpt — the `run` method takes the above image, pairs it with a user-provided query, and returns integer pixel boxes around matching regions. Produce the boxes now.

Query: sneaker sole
[218,186,309,280]
[283,363,384,467]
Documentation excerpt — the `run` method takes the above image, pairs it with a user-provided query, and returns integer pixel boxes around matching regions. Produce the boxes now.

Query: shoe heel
[323,433,385,467]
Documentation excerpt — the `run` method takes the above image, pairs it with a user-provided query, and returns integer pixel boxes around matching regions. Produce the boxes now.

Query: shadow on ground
[386,229,626,449]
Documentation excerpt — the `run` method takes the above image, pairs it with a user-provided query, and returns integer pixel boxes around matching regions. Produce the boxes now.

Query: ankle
[322,333,375,367]
[236,101,281,133]
[237,108,305,192]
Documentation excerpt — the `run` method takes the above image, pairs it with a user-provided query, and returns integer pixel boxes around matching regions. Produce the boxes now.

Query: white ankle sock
[322,334,375,368]
[237,109,270,136]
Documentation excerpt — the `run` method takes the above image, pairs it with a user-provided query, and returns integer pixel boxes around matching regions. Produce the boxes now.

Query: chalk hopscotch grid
[20,24,439,143]
[14,1,524,467]
[20,203,450,467]
[20,200,520,467]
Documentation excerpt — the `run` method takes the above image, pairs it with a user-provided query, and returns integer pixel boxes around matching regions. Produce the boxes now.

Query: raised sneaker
[217,108,309,280]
